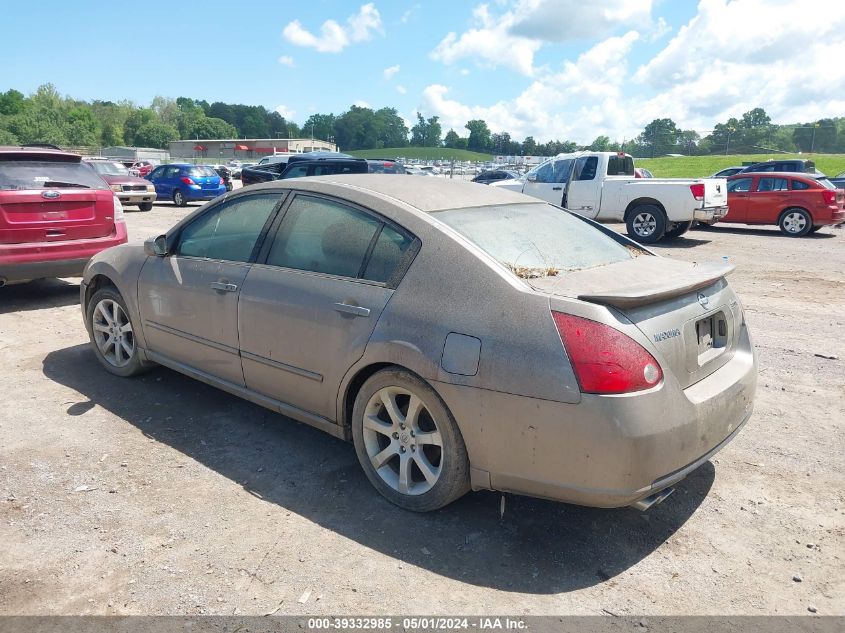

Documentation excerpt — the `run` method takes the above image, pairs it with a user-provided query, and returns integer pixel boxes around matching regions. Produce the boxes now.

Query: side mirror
[526,174,537,182]
[144,235,168,257]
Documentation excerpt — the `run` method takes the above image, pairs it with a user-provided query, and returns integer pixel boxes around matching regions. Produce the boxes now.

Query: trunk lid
[531,257,742,389]
[0,189,116,244]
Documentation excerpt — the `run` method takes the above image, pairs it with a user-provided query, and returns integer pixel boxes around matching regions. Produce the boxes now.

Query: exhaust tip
[630,487,675,512]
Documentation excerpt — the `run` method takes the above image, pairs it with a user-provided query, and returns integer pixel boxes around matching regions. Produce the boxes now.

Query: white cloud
[396,85,407,94]
[282,3,383,53]
[275,105,296,120]
[354,99,371,108]
[431,1,652,76]
[277,55,295,66]
[632,0,845,130]
[400,4,420,24]
[422,32,641,142]
[508,0,652,42]
[383,64,400,80]
[459,68,470,76]
[431,4,541,76]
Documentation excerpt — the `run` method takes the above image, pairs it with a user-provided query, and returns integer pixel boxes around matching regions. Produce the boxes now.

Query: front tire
[138,202,153,212]
[779,208,812,237]
[626,205,666,243]
[173,190,187,207]
[663,220,693,240]
[351,368,470,512]
[86,287,152,377]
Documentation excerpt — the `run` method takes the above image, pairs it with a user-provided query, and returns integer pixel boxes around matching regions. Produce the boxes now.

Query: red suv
[725,172,845,236]
[0,147,128,285]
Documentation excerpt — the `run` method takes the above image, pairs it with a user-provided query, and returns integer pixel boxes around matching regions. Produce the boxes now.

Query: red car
[725,172,845,236]
[0,147,128,286]
[131,161,156,178]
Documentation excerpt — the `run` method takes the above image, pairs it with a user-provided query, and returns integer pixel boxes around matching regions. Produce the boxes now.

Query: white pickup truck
[491,151,728,243]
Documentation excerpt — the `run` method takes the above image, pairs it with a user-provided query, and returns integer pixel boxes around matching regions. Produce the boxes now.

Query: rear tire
[626,205,667,243]
[86,286,153,378]
[173,190,187,207]
[663,221,693,240]
[351,367,470,512]
[778,208,812,237]
[138,202,153,212]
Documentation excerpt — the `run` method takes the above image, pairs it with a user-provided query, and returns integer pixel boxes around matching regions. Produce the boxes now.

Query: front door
[724,176,754,222]
[565,155,600,218]
[137,192,282,385]
[522,158,573,207]
[238,193,415,420]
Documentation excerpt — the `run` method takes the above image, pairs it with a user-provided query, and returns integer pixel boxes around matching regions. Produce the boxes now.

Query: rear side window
[176,194,279,262]
[434,203,636,277]
[606,155,635,176]
[757,177,788,192]
[791,180,810,190]
[363,225,413,283]
[281,165,309,179]
[728,178,753,193]
[265,196,381,278]
[0,160,108,190]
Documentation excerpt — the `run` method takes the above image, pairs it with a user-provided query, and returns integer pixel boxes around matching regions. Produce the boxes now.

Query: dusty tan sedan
[80,176,757,512]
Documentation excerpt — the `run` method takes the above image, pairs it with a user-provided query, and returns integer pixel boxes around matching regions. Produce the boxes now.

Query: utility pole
[725,127,735,156]
[810,122,819,153]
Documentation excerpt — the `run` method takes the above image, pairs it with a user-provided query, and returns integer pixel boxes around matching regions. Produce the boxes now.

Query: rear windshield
[88,161,129,176]
[0,160,108,190]
[434,203,637,277]
[607,155,635,176]
[189,166,218,178]
[817,178,837,190]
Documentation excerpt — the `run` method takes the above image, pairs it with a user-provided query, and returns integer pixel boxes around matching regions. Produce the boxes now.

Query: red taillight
[690,183,705,201]
[552,312,663,394]
[822,190,836,205]
[181,177,195,185]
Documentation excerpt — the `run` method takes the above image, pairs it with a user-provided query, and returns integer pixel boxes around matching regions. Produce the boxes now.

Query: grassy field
[348,147,493,161]
[636,153,845,178]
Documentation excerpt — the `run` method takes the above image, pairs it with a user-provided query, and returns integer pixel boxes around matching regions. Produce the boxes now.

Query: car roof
[252,173,539,213]
[729,171,822,179]
[0,146,82,162]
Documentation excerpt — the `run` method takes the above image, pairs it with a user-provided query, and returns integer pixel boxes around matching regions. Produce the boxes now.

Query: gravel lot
[1,193,843,616]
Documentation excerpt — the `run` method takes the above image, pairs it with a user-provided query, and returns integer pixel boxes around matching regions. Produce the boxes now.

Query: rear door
[724,177,754,222]
[0,159,115,245]
[137,192,283,385]
[747,176,789,224]
[238,193,415,420]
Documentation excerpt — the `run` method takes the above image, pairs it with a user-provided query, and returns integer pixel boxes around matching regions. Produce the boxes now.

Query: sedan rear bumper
[434,322,757,508]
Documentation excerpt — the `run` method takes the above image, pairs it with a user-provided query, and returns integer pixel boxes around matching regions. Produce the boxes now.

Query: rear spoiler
[577,262,735,309]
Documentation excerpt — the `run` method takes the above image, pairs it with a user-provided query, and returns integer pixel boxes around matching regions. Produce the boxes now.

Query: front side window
[266,195,381,278]
[728,178,753,193]
[527,160,554,183]
[552,159,574,183]
[148,166,165,179]
[176,193,280,262]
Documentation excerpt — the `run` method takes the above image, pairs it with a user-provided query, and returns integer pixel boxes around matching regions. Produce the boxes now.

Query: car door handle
[210,281,238,292]
[552,186,562,190]
[334,302,370,317]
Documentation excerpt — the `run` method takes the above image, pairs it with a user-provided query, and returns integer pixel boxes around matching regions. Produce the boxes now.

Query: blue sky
[1,1,842,143]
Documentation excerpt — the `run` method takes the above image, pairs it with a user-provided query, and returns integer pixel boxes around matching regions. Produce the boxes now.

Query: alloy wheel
[782,212,807,234]
[362,387,444,496]
[91,299,135,368]
[632,212,657,237]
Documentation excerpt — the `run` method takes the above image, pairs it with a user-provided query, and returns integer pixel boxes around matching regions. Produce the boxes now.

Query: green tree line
[1,85,843,156]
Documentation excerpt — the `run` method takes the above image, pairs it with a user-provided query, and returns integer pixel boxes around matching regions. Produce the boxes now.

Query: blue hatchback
[145,163,226,207]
